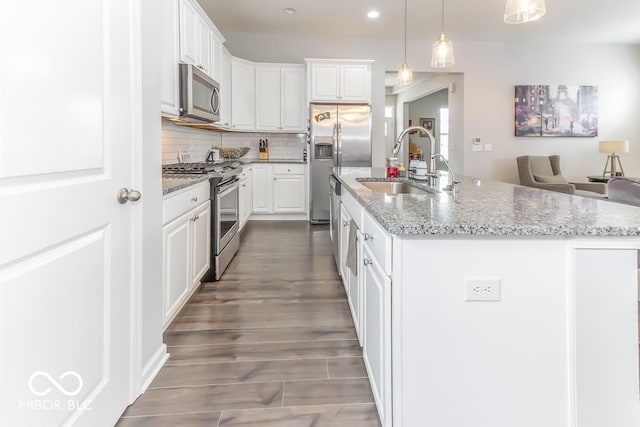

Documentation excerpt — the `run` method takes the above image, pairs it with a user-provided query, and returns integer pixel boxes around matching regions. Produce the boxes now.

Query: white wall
[223,32,640,183]
[407,88,448,163]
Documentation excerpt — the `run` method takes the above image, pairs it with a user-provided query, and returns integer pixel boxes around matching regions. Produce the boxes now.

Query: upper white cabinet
[160,0,180,117]
[180,0,211,74]
[255,64,306,133]
[231,57,256,131]
[306,59,373,104]
[218,47,232,128]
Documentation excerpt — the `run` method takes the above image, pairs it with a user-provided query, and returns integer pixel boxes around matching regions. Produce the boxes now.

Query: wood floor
[118,221,381,427]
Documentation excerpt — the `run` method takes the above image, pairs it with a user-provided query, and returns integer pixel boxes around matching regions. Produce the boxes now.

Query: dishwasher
[329,174,341,269]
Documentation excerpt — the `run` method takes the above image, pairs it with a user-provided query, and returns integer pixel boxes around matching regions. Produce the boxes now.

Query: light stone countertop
[162,159,307,195]
[333,167,640,237]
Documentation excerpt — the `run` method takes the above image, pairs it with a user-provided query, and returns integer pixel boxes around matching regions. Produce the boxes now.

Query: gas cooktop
[162,161,240,175]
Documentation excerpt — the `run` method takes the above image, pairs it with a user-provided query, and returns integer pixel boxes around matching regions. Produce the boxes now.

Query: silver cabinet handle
[273,178,277,181]
[242,184,247,187]
[363,258,372,266]
[364,233,373,241]
[191,214,199,222]
[117,188,141,204]
[343,221,349,227]
[191,196,198,202]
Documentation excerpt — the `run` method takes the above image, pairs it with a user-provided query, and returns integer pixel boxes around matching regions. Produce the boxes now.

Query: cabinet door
[231,58,256,131]
[281,66,306,132]
[196,17,211,75]
[161,0,180,117]
[310,63,340,102]
[340,64,370,103]
[362,244,391,426]
[219,47,232,128]
[273,175,306,213]
[255,66,281,132]
[163,214,191,326]
[178,0,198,66]
[190,202,211,287]
[339,204,351,290]
[243,168,253,225]
[210,33,222,82]
[252,165,272,213]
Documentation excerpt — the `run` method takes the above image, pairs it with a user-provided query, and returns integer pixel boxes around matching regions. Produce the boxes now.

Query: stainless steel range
[163,161,241,280]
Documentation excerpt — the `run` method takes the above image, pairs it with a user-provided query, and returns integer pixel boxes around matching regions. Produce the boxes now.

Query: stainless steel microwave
[179,63,220,123]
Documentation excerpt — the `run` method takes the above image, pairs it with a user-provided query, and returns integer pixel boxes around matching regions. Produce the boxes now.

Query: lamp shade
[431,33,455,68]
[504,0,546,24]
[599,140,629,154]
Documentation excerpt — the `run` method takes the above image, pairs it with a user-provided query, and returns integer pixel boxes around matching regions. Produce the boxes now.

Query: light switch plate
[472,145,483,152]
[465,277,501,302]
[483,143,492,151]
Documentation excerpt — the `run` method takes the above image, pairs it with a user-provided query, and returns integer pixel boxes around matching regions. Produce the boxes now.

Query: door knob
[117,188,142,204]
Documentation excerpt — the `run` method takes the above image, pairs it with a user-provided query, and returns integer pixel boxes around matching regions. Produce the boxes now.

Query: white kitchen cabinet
[306,59,373,104]
[160,0,180,117]
[339,202,363,346]
[190,201,211,287]
[162,213,191,328]
[339,205,351,289]
[179,0,210,74]
[251,164,307,215]
[255,65,281,132]
[280,66,306,131]
[162,182,211,328]
[362,242,392,427]
[231,57,256,131]
[255,64,306,133]
[218,46,232,128]
[252,164,272,213]
[209,32,222,83]
[239,166,253,229]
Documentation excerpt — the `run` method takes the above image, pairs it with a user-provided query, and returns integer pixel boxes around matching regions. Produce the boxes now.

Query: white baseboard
[249,214,308,221]
[139,343,169,394]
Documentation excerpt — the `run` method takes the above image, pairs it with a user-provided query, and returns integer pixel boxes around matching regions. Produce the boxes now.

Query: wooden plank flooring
[118,221,381,426]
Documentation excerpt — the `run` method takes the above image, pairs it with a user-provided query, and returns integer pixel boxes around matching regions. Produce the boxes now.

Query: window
[439,107,449,160]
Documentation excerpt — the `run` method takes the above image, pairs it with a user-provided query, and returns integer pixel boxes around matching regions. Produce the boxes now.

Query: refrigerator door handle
[337,123,342,166]
[332,123,339,166]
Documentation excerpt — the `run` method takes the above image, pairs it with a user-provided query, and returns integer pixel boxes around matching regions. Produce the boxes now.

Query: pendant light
[504,0,546,24]
[431,0,454,68]
[397,0,413,86]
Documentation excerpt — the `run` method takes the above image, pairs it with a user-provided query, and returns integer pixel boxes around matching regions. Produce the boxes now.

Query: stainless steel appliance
[179,63,220,123]
[162,162,240,280]
[329,174,341,267]
[310,104,371,223]
[212,175,239,280]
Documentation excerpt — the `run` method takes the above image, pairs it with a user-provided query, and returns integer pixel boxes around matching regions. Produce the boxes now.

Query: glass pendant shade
[431,33,454,68]
[398,63,414,86]
[504,0,546,24]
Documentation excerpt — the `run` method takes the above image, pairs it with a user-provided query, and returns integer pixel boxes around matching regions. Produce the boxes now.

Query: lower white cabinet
[362,242,392,427]
[239,166,253,229]
[339,203,362,345]
[252,163,307,215]
[162,183,211,328]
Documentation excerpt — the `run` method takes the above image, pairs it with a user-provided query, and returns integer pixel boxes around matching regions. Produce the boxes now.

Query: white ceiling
[199,0,640,43]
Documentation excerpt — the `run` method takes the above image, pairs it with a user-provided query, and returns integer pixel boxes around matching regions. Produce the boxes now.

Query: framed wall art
[420,118,435,134]
[514,85,598,137]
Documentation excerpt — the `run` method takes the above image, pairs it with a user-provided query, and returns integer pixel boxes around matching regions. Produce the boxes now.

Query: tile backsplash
[161,120,307,164]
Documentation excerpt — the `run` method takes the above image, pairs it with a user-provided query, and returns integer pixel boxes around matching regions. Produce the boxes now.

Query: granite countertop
[334,167,640,237]
[238,158,307,165]
[163,159,307,195]
[162,174,211,195]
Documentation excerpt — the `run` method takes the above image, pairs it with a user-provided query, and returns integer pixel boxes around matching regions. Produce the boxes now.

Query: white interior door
[0,1,140,426]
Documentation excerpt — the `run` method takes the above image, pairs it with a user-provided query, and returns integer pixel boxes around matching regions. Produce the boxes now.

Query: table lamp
[599,140,629,177]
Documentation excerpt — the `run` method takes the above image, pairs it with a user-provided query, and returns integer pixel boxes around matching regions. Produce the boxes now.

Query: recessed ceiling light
[283,8,296,15]
[367,10,380,19]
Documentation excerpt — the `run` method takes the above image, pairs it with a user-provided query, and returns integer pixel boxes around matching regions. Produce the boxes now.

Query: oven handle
[217,178,239,196]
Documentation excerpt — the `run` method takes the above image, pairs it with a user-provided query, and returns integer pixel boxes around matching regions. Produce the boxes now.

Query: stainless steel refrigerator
[310,103,371,223]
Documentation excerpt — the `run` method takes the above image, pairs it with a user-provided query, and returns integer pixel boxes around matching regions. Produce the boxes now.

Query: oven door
[216,178,239,254]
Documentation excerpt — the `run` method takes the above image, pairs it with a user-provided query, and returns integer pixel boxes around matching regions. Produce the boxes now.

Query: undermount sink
[357,179,436,195]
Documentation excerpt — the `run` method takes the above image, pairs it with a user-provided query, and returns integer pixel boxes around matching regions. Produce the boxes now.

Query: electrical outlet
[464,277,501,302]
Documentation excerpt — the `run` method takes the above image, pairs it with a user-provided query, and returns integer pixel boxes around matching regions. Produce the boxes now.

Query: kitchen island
[332,167,640,427]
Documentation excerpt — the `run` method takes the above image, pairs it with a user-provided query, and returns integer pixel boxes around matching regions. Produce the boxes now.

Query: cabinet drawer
[341,188,362,229]
[239,165,253,180]
[362,210,391,275]
[273,164,305,175]
[163,181,210,225]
